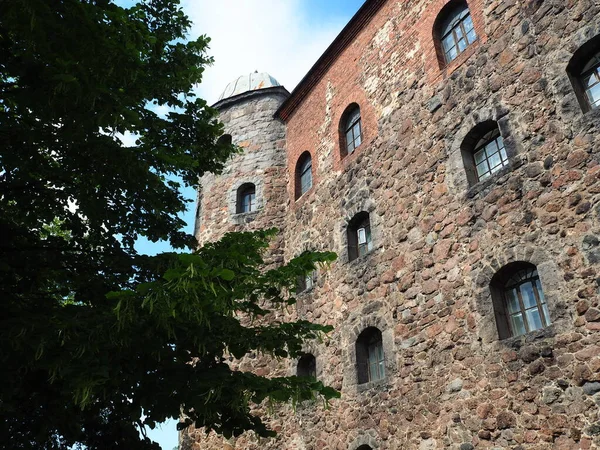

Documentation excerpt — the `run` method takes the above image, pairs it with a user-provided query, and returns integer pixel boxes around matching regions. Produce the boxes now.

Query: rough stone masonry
[185,0,600,448]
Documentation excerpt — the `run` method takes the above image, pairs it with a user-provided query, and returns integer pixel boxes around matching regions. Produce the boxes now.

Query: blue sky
[121,0,365,448]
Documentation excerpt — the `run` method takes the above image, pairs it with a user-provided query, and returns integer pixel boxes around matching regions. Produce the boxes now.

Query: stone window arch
[296,353,317,378]
[236,183,256,213]
[461,120,508,186]
[355,327,385,384]
[347,211,373,262]
[567,34,600,112]
[340,103,363,157]
[491,261,551,340]
[295,151,313,199]
[433,0,477,67]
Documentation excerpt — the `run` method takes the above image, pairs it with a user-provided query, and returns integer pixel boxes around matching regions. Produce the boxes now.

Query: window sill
[436,39,480,81]
[296,285,315,296]
[347,248,375,266]
[293,186,315,208]
[231,210,260,224]
[356,376,388,393]
[465,156,525,199]
[499,324,556,348]
[581,106,600,119]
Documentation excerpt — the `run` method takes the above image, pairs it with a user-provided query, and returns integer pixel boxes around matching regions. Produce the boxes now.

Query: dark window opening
[356,327,385,384]
[581,53,600,109]
[347,212,372,262]
[567,35,600,112]
[297,354,317,378]
[461,121,508,186]
[434,1,477,66]
[297,270,316,294]
[490,262,551,340]
[340,104,363,157]
[236,183,256,213]
[295,152,313,199]
[217,134,232,146]
[356,446,373,450]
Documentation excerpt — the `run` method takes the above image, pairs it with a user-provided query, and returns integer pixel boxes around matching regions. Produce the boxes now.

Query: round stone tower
[194,72,290,254]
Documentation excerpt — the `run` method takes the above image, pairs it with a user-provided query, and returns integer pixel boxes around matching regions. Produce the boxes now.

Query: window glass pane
[510,313,526,336]
[500,147,508,162]
[455,26,464,40]
[447,46,458,62]
[300,170,312,194]
[488,151,502,171]
[467,29,477,44]
[457,38,467,52]
[583,72,599,88]
[305,274,314,290]
[442,36,455,52]
[354,133,362,148]
[542,303,551,325]
[485,140,499,156]
[525,308,543,331]
[474,149,486,164]
[586,83,600,108]
[245,194,251,211]
[353,122,362,146]
[379,360,385,379]
[535,279,545,302]
[357,227,367,245]
[463,14,474,31]
[477,167,490,180]
[506,288,520,314]
[520,282,537,309]
[346,130,354,144]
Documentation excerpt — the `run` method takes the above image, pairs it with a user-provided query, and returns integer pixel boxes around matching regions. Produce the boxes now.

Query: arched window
[434,0,477,65]
[567,35,600,112]
[236,183,256,213]
[356,446,373,450]
[356,327,385,384]
[347,212,372,262]
[490,262,551,339]
[461,121,508,186]
[340,104,363,157]
[296,354,316,378]
[295,152,313,199]
[217,133,232,146]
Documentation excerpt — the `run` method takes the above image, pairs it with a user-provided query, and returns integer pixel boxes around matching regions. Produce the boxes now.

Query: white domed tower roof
[217,71,281,101]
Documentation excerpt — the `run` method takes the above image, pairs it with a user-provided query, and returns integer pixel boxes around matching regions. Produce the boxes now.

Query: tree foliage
[0,1,338,448]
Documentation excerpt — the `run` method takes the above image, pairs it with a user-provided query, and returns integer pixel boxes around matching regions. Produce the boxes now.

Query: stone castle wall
[186,0,600,449]
[195,90,289,255]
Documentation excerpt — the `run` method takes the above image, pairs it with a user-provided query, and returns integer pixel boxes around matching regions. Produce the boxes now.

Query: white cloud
[181,0,350,105]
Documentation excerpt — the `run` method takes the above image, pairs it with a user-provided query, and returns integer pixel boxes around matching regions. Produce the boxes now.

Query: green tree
[0,1,338,449]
